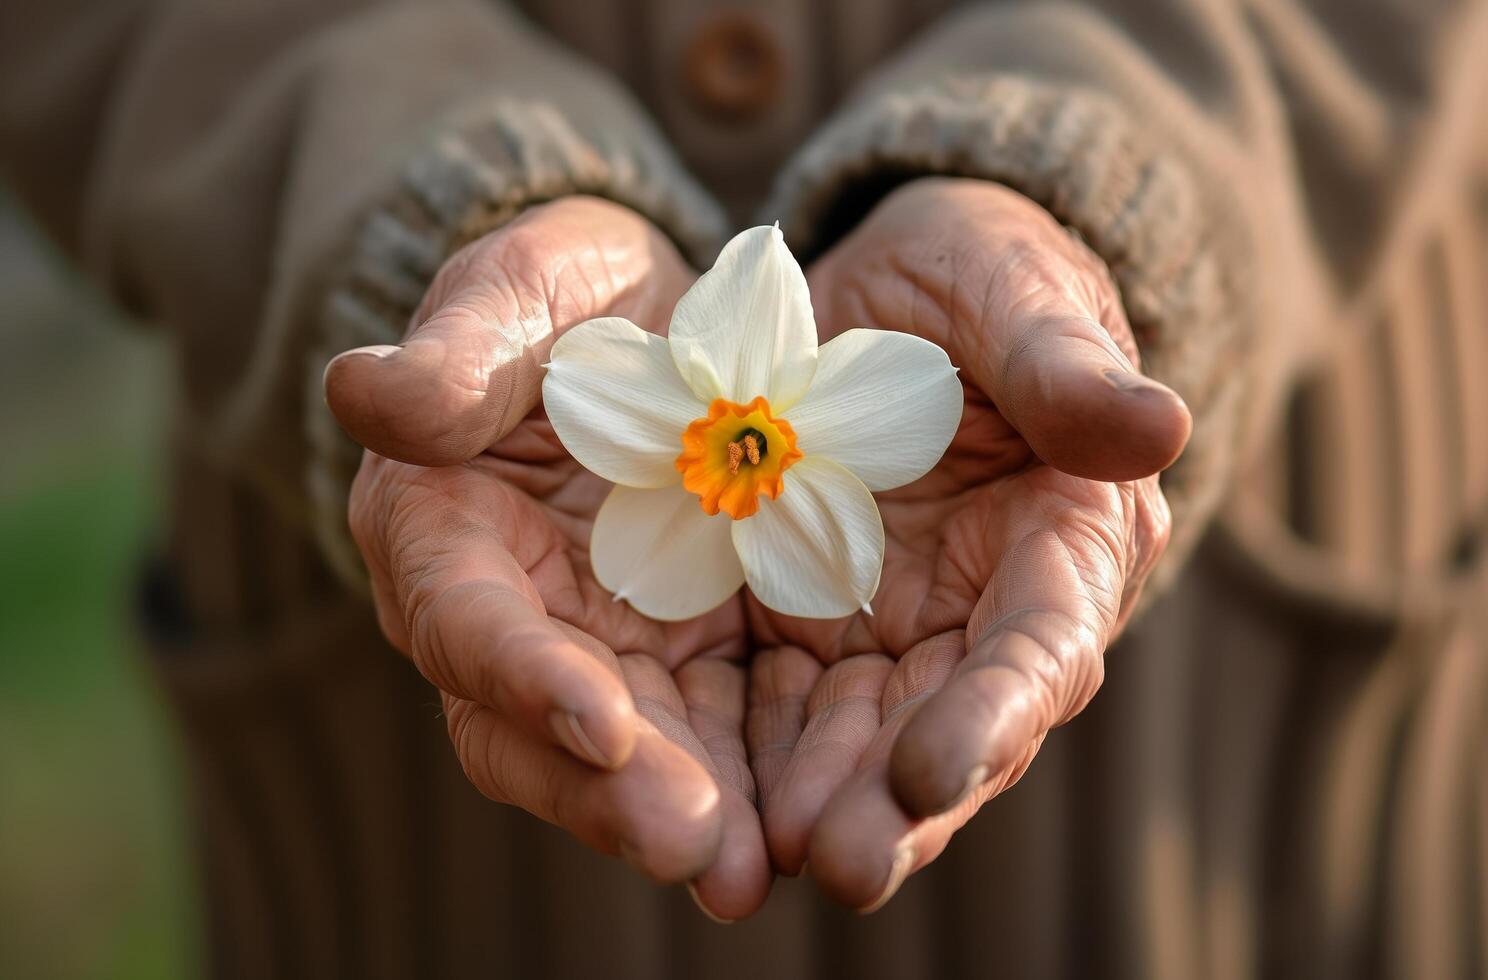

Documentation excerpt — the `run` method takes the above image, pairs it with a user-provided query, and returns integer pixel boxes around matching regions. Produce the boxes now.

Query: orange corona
[675,396,803,519]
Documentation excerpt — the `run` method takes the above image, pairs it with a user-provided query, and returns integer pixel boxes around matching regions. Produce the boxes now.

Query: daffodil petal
[668,225,818,411]
[731,456,883,619]
[787,329,963,491]
[591,483,745,621]
[543,317,704,488]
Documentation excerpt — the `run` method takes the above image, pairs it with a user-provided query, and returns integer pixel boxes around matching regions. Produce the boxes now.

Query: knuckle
[407,578,482,694]
[405,566,463,680]
[408,576,527,708]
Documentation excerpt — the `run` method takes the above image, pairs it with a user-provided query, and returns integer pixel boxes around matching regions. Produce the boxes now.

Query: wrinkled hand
[747,178,1189,910]
[326,198,770,920]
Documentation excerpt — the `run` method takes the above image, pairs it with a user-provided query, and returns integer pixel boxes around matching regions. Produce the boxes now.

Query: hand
[326,198,771,920]
[747,178,1189,910]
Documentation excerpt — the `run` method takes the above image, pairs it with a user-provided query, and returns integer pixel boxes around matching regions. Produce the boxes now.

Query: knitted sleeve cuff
[764,74,1255,590]
[304,99,728,585]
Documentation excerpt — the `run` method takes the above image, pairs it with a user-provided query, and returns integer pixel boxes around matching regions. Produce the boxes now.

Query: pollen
[727,433,764,474]
[676,397,802,519]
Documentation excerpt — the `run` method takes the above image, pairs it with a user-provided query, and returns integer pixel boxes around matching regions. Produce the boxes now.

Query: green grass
[0,453,199,980]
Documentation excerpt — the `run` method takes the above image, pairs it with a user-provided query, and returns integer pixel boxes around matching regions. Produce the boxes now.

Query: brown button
[682,12,785,122]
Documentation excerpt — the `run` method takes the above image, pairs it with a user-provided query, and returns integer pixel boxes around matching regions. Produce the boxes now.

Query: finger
[761,654,894,875]
[414,578,638,770]
[444,693,722,883]
[890,500,1116,817]
[934,183,1194,480]
[806,633,1005,912]
[624,655,772,922]
[675,657,773,921]
[744,646,822,802]
[372,462,638,770]
[808,731,1045,913]
[325,197,691,466]
[986,311,1191,482]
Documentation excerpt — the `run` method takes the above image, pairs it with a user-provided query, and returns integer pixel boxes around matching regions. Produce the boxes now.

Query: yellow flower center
[675,396,803,519]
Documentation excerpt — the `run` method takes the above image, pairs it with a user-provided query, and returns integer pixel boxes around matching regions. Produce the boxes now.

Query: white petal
[786,329,963,491]
[731,456,883,619]
[591,483,745,621]
[543,317,704,488]
[668,225,818,410]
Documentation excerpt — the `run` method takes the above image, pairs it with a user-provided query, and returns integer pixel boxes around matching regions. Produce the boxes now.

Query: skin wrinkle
[1034,483,1128,613]
[407,581,482,698]
[450,698,504,804]
[797,704,884,751]
[690,723,757,804]
[806,655,895,712]
[536,731,581,835]
[524,544,584,620]
[967,607,1105,729]
[882,688,936,722]
[877,491,998,647]
[982,732,1047,800]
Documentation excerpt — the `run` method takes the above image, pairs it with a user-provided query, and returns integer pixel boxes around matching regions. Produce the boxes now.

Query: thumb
[985,311,1191,482]
[324,197,692,467]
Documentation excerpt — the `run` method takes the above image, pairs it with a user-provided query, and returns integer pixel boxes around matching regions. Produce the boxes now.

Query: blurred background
[0,192,198,979]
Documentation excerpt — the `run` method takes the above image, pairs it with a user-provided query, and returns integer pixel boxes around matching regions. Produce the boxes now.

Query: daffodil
[541,225,963,620]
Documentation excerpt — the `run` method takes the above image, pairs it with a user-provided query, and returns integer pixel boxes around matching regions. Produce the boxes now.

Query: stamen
[743,434,761,466]
[727,440,745,475]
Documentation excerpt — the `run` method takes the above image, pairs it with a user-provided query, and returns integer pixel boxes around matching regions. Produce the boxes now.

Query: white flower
[540,224,963,621]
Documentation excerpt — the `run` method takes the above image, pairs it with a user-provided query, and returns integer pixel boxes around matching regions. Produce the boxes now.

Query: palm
[478,409,747,667]
[751,385,1033,661]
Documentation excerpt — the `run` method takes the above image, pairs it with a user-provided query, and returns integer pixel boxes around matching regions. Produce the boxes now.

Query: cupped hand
[747,178,1189,910]
[326,198,770,920]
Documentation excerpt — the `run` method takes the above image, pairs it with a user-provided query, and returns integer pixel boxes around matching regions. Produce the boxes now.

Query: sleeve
[762,0,1488,587]
[0,0,728,582]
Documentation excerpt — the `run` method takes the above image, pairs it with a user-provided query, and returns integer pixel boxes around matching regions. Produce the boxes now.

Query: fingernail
[550,710,612,769]
[336,344,402,365]
[959,764,989,806]
[1103,368,1166,396]
[859,845,914,914]
[687,881,735,925]
[323,344,401,387]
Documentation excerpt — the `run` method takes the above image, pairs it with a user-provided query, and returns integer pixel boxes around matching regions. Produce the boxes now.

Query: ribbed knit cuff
[764,74,1254,591]
[305,99,730,585]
